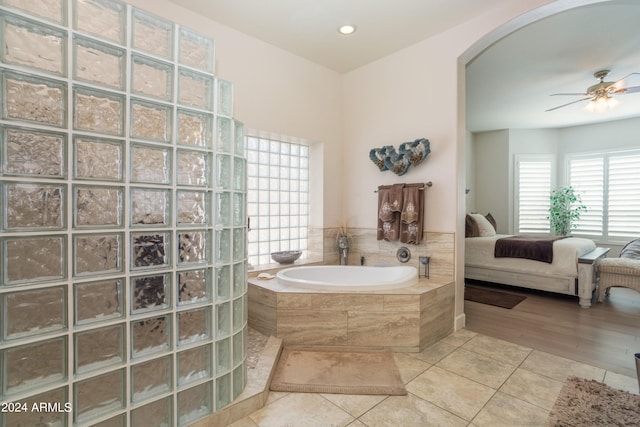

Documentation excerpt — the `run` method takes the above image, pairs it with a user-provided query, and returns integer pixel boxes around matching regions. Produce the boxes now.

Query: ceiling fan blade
[549,92,588,96]
[608,73,640,92]
[614,85,640,94]
[545,96,592,112]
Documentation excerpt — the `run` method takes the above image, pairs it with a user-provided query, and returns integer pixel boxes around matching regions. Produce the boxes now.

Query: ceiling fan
[546,70,640,112]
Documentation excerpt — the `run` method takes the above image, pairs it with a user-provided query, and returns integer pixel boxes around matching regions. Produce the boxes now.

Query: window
[245,134,310,266]
[515,156,553,233]
[569,150,640,240]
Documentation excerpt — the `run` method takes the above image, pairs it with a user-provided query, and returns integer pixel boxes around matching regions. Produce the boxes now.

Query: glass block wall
[0,0,248,425]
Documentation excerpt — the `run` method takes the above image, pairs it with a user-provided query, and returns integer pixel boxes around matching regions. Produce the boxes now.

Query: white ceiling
[169,0,640,132]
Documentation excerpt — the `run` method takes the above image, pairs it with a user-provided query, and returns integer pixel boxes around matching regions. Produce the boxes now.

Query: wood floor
[464,280,640,378]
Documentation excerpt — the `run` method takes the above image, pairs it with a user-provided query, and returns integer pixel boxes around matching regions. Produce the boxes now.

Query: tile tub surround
[248,275,454,352]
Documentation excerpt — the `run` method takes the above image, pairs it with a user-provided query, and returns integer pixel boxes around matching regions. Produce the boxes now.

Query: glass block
[234,120,245,154]
[234,157,246,191]
[215,337,231,373]
[216,154,231,189]
[2,387,69,427]
[177,190,209,225]
[74,136,123,181]
[178,307,210,346]
[3,183,65,230]
[177,109,212,148]
[215,228,231,264]
[131,315,171,358]
[233,228,245,261]
[233,364,246,402]
[73,233,122,277]
[2,127,65,177]
[1,14,66,75]
[131,232,170,270]
[233,297,244,333]
[178,69,212,109]
[216,302,231,338]
[177,268,210,306]
[132,8,173,59]
[177,149,209,186]
[177,344,212,386]
[93,414,125,427]
[216,79,233,117]
[3,0,65,24]
[232,262,246,297]
[3,286,65,339]
[131,356,172,402]
[232,330,244,365]
[216,373,231,411]
[130,99,172,143]
[74,185,123,227]
[216,265,231,301]
[178,27,214,72]
[178,230,209,265]
[74,369,125,423]
[216,116,232,153]
[131,396,172,426]
[2,71,66,127]
[132,54,173,101]
[177,382,212,426]
[130,143,171,184]
[130,187,170,226]
[74,36,125,89]
[131,273,170,314]
[75,324,124,374]
[74,279,123,325]
[3,337,65,395]
[233,193,245,227]
[2,235,65,285]
[74,0,125,44]
[215,192,232,227]
[73,86,124,136]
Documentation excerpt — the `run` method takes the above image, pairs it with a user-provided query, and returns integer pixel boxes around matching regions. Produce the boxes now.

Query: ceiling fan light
[584,95,619,113]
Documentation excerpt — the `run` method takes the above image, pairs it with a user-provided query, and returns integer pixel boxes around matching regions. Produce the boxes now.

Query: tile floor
[232,329,639,427]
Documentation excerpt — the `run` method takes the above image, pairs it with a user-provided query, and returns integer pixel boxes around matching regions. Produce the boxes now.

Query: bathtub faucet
[337,234,349,265]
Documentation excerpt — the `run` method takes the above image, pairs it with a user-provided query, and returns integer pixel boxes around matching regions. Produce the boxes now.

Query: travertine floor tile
[462,335,532,365]
[471,391,549,427]
[406,366,495,421]
[358,394,467,427]
[520,350,605,382]
[413,340,458,364]
[248,393,354,426]
[320,393,386,418]
[603,370,640,395]
[441,328,477,347]
[393,352,431,383]
[499,368,564,410]
[437,348,517,389]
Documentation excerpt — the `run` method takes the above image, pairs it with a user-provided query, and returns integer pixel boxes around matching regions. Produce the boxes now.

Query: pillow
[470,213,496,237]
[485,212,497,232]
[465,214,480,237]
[620,239,640,260]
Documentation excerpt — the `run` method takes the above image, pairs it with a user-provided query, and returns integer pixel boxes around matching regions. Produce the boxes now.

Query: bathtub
[275,265,419,290]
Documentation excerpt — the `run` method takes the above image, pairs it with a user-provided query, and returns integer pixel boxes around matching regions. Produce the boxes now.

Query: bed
[464,214,599,308]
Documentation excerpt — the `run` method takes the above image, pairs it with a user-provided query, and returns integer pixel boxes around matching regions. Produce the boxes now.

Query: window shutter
[516,159,551,233]
[608,154,640,237]
[569,157,603,236]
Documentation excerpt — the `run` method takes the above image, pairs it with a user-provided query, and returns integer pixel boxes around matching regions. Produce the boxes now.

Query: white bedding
[465,234,596,277]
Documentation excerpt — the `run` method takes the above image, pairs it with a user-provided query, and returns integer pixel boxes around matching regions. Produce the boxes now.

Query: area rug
[546,376,640,426]
[464,285,526,309]
[270,346,407,395]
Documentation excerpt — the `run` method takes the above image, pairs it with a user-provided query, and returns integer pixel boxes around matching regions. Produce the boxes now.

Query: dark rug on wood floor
[464,286,526,309]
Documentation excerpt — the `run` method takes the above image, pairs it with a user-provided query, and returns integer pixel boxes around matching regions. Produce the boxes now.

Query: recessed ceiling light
[338,25,356,35]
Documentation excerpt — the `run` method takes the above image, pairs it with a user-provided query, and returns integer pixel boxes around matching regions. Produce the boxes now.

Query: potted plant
[549,186,586,236]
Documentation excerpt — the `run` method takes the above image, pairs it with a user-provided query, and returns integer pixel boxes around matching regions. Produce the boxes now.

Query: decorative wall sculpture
[369,138,431,176]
